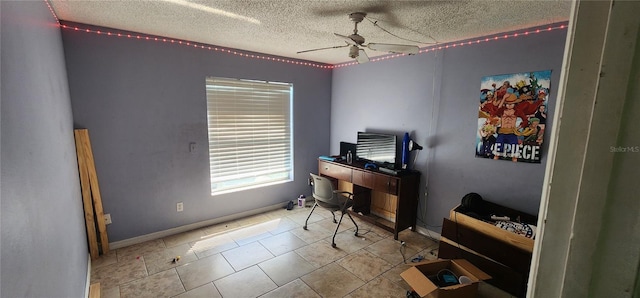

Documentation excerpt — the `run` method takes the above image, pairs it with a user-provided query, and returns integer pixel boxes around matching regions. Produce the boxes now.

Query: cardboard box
[400,259,491,298]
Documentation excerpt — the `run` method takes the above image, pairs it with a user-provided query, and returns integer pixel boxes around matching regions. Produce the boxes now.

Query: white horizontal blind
[206,77,293,195]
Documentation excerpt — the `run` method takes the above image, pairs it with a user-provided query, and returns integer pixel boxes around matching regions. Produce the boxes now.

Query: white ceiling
[49,0,572,65]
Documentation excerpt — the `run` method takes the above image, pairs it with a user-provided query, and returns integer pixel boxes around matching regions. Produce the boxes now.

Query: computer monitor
[356,132,397,169]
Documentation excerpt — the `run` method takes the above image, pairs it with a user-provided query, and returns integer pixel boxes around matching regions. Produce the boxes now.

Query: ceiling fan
[297,12,420,64]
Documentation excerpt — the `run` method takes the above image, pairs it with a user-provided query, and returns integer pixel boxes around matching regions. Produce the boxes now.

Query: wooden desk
[318,159,421,239]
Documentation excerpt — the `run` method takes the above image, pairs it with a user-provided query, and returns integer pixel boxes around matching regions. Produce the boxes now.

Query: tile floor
[92,204,515,298]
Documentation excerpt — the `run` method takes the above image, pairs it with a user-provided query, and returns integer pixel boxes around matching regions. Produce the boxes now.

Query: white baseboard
[415,225,442,242]
[84,253,91,298]
[109,201,288,249]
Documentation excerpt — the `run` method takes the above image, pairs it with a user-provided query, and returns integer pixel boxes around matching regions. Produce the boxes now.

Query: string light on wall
[57,23,333,69]
[44,0,59,25]
[334,23,567,68]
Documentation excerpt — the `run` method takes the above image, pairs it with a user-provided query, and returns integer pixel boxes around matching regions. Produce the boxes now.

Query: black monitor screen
[356,132,397,168]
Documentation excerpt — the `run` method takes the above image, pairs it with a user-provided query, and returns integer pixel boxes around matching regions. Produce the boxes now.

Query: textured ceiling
[49,0,572,65]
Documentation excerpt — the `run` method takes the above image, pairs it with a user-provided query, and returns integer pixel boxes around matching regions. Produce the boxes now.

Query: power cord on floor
[400,241,407,264]
[355,223,373,237]
[348,216,372,239]
[400,241,431,263]
[422,224,441,241]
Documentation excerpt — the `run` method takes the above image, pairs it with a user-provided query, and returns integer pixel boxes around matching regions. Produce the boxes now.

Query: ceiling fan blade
[356,49,369,64]
[297,44,349,54]
[334,33,357,46]
[367,43,419,54]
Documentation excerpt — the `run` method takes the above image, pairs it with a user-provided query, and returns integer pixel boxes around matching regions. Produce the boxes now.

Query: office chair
[304,173,359,248]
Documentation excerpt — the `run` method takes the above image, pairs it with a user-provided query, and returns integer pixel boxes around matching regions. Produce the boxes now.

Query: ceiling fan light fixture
[348,45,359,58]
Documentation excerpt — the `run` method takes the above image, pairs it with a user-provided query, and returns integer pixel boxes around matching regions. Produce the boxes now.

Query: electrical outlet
[177,202,183,212]
[104,214,112,225]
[189,142,196,152]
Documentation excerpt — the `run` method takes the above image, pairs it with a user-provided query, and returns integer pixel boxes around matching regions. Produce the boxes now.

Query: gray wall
[61,22,333,242]
[331,25,567,231]
[1,2,88,297]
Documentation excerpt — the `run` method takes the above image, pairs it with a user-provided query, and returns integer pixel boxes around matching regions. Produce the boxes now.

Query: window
[206,77,293,195]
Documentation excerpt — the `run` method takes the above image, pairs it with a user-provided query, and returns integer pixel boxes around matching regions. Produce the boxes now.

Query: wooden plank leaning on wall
[74,129,109,259]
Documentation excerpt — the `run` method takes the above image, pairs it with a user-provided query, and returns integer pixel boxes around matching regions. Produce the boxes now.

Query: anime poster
[476,70,551,163]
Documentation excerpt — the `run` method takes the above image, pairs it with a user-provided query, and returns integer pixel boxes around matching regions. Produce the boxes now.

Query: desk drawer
[372,174,398,195]
[318,160,352,182]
